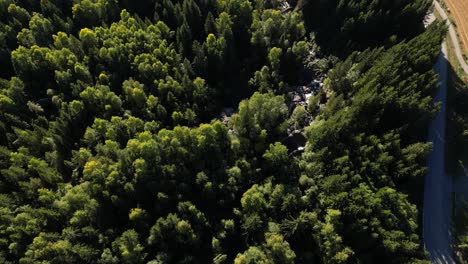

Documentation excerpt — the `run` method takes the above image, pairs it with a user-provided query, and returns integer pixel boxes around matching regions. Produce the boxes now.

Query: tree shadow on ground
[446,59,468,177]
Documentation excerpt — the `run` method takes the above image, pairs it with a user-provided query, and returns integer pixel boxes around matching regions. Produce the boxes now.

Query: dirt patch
[445,0,468,60]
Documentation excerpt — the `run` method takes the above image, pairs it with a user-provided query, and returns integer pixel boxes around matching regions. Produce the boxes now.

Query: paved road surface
[434,0,468,75]
[423,41,455,263]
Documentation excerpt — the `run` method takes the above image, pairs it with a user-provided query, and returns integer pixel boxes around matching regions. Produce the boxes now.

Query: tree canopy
[0,0,444,263]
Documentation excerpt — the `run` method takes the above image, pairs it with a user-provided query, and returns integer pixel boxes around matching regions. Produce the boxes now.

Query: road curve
[423,41,455,263]
[434,0,468,75]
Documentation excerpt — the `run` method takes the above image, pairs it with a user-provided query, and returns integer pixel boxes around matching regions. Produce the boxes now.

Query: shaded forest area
[0,0,446,263]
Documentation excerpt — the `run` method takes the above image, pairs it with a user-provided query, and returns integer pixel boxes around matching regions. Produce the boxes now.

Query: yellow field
[446,0,468,57]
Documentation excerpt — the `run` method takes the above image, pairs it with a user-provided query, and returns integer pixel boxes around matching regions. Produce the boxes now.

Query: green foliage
[235,232,295,264]
[0,0,442,263]
[304,0,432,54]
[230,92,288,152]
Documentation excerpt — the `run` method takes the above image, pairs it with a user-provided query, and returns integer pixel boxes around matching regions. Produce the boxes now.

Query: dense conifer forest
[0,0,446,263]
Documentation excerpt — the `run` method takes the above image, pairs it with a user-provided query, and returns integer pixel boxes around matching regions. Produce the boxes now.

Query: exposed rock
[219,107,235,124]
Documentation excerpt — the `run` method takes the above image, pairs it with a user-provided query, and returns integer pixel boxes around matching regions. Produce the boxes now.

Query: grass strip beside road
[444,0,468,61]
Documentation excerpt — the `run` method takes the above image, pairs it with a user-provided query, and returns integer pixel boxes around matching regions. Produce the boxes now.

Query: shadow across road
[423,42,456,263]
